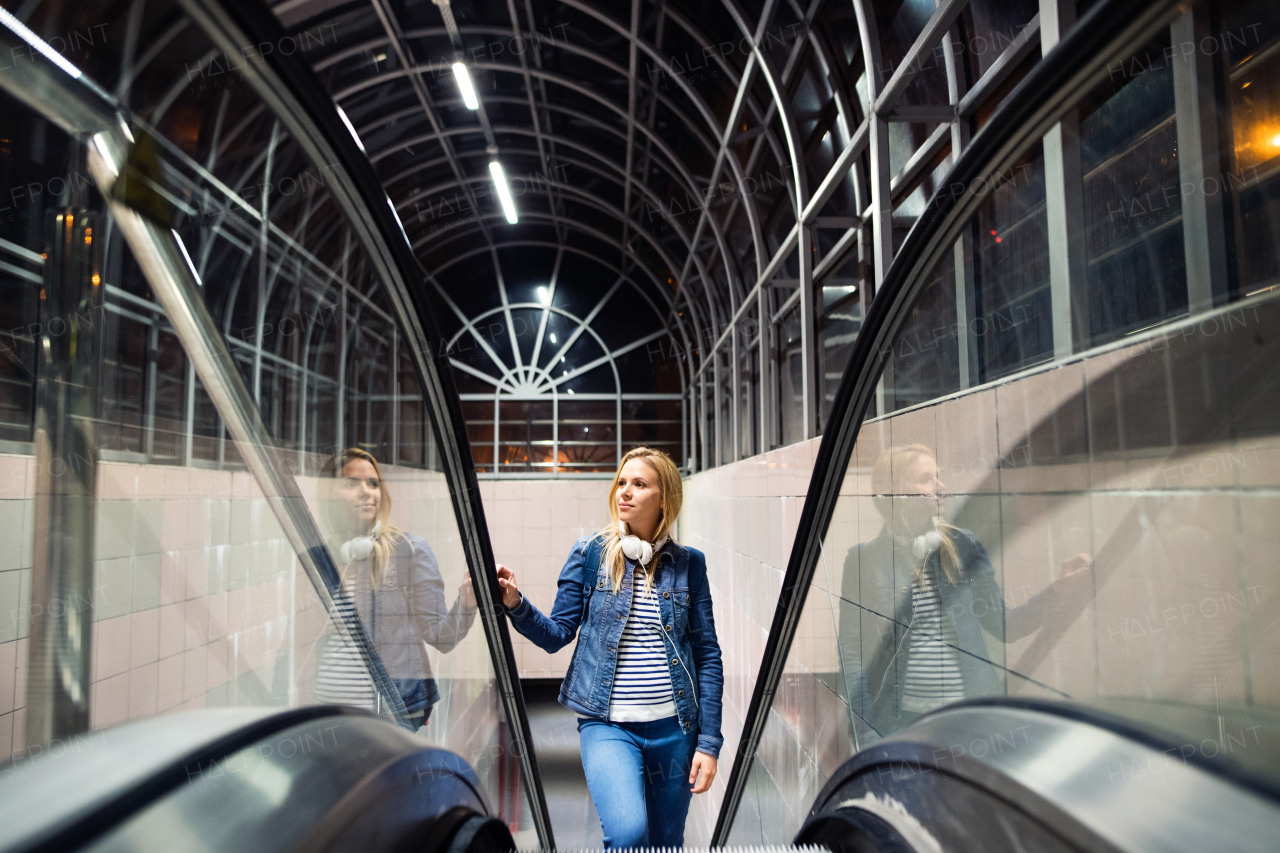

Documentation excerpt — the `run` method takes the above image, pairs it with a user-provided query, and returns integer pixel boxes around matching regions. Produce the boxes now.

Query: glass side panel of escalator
[0,0,528,838]
[726,0,1280,843]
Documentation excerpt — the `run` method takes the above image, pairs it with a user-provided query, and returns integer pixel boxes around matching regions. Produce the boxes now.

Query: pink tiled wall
[0,458,476,762]
[478,478,613,678]
[678,439,822,845]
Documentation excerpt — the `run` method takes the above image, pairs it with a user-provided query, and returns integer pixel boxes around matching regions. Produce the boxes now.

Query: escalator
[0,0,1279,850]
[2,696,1277,853]
[798,700,1280,853]
[0,707,514,853]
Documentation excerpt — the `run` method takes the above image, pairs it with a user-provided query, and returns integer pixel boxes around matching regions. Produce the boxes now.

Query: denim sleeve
[957,532,1014,641]
[506,537,591,653]
[837,544,870,725]
[686,549,724,758]
[407,537,476,653]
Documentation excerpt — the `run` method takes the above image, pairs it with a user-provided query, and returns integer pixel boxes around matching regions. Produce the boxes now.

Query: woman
[497,447,723,848]
[316,448,478,728]
[839,444,1092,739]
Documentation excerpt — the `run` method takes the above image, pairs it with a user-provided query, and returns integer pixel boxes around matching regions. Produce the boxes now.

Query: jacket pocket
[670,587,690,632]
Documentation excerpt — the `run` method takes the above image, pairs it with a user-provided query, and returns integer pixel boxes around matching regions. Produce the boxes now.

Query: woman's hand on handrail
[496,564,522,610]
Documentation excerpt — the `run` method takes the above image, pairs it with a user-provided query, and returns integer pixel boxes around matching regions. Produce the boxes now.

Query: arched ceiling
[269,0,870,399]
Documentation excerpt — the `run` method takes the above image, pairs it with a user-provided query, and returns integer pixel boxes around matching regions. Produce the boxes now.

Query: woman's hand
[496,564,522,610]
[1053,553,1094,606]
[1060,553,1092,579]
[459,573,477,611]
[689,751,717,794]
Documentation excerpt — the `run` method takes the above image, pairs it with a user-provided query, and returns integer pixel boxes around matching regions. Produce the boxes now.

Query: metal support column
[1171,5,1228,313]
[799,224,818,438]
[1041,0,1090,357]
[26,204,101,748]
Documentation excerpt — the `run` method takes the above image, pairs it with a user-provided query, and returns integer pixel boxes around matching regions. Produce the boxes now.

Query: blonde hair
[322,448,405,586]
[870,444,961,584]
[599,447,683,594]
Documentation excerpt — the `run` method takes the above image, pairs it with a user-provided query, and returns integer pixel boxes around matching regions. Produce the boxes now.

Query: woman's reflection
[839,444,1091,739]
[316,448,477,728]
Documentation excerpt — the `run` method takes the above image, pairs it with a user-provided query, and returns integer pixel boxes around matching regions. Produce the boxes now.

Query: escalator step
[524,840,834,845]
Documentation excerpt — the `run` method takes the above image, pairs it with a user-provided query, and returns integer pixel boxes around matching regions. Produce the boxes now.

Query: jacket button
[663,592,670,599]
[665,624,672,631]
[671,658,678,665]
[677,689,684,696]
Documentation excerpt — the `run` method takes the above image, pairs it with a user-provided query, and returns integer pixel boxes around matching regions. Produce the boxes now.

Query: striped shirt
[315,576,378,711]
[608,569,677,722]
[901,559,966,713]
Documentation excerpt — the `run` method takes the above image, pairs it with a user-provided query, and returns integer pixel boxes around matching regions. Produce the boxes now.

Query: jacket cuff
[696,734,722,758]
[506,594,531,620]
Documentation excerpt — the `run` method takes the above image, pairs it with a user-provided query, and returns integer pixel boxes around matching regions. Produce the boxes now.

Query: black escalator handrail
[709,0,1191,842]
[173,1,554,847]
[0,706,362,853]
[803,702,1280,853]
[941,697,1280,804]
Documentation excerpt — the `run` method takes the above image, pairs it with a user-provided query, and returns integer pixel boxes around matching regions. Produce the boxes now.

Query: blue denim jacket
[506,535,725,758]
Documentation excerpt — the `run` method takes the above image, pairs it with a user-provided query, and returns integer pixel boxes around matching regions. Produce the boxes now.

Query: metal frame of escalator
[0,3,553,847]
[710,0,1193,842]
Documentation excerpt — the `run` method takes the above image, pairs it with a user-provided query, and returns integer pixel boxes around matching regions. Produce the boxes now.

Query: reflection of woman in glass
[839,445,1091,739]
[316,448,477,728]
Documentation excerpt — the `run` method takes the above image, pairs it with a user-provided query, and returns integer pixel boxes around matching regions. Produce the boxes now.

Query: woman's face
[616,458,662,538]
[901,454,945,500]
[339,459,382,530]
[897,454,945,533]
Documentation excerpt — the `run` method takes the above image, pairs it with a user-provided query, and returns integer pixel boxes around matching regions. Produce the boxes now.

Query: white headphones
[619,522,667,567]
[339,521,382,563]
[911,522,942,561]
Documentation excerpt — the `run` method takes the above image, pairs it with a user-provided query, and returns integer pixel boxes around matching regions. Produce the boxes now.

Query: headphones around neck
[339,521,382,564]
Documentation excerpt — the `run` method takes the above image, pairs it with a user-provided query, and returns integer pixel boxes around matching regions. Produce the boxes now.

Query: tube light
[0,7,82,80]
[452,62,479,110]
[489,161,518,224]
[172,230,202,286]
[336,106,364,152]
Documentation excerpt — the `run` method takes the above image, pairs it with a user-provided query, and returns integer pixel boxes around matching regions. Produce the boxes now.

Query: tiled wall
[478,478,613,678]
[0,458,302,759]
[0,454,34,762]
[677,440,822,845]
[0,457,475,761]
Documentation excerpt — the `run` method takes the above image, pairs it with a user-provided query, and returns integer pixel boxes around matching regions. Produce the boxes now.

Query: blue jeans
[578,716,699,848]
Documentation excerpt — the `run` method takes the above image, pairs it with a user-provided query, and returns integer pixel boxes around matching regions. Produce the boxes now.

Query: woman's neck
[625,520,658,542]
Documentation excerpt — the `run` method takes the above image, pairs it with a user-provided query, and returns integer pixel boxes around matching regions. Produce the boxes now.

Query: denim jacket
[338,534,478,713]
[506,535,725,758]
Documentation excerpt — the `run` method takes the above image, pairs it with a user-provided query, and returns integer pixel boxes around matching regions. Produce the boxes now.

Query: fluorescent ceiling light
[489,161,518,224]
[452,62,479,110]
[336,106,364,152]
[0,7,82,80]
[172,230,202,286]
[387,196,409,244]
